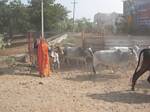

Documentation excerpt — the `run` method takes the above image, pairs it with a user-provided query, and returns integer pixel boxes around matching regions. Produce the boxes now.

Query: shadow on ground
[64,73,120,82]
[87,91,150,104]
[0,66,40,77]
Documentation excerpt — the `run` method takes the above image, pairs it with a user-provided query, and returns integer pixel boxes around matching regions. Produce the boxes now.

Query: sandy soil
[0,34,150,112]
[0,66,149,112]
[0,45,28,56]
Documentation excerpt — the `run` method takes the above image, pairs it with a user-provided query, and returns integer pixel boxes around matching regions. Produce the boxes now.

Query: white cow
[132,45,141,61]
[111,46,140,64]
[110,46,132,52]
[88,48,135,74]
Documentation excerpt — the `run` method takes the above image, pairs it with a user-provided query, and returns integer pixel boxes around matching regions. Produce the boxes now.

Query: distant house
[94,12,123,34]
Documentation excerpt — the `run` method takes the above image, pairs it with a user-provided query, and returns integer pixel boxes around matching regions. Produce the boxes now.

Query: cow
[131,48,150,91]
[88,48,135,74]
[132,45,150,61]
[110,46,132,52]
[112,46,141,62]
[63,47,92,68]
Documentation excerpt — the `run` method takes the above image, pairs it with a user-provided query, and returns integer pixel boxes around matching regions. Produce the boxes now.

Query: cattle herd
[49,44,150,91]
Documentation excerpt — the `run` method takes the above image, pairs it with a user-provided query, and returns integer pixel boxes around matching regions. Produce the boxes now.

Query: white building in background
[94,12,123,34]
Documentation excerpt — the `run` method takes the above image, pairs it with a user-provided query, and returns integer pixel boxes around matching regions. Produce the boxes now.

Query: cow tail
[134,49,145,74]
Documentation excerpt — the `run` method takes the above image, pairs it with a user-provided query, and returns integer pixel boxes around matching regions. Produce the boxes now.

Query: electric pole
[41,0,44,38]
[72,0,77,32]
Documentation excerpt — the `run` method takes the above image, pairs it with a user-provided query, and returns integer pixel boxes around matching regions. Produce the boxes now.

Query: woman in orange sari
[37,38,51,77]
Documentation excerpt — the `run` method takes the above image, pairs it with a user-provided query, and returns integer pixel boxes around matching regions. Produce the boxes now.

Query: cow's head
[87,47,94,56]
[129,47,134,54]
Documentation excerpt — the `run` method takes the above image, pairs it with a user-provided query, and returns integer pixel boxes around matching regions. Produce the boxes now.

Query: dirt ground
[0,63,150,112]
[0,45,28,56]
[0,34,150,112]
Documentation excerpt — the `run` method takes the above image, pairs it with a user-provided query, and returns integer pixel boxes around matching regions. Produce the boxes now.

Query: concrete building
[94,12,123,34]
[123,0,150,32]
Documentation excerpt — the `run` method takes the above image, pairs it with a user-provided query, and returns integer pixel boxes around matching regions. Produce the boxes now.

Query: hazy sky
[22,0,123,20]
[56,0,123,20]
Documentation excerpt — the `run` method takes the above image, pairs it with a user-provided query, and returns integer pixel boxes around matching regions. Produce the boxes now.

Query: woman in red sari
[37,38,51,77]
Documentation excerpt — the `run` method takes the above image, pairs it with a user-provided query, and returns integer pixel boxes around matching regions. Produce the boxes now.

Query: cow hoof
[111,70,114,74]
[131,87,135,91]
[93,72,96,75]
[131,84,135,91]
[147,78,150,84]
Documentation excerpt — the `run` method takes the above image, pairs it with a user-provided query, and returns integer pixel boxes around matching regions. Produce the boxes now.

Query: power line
[71,0,77,32]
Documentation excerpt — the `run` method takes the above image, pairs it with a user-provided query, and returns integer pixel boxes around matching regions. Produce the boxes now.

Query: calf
[131,48,150,91]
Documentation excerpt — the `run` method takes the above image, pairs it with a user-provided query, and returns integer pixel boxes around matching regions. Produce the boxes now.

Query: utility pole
[41,0,44,38]
[72,0,77,32]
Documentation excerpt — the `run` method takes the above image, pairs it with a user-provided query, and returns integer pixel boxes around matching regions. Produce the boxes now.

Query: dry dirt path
[0,69,149,112]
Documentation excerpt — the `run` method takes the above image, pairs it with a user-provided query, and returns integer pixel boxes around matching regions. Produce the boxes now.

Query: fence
[82,32,105,51]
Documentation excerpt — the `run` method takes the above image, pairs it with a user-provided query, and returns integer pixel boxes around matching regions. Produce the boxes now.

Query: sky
[22,0,123,20]
[56,0,123,20]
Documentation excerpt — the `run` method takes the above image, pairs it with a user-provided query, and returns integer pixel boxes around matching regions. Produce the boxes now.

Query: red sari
[37,39,51,77]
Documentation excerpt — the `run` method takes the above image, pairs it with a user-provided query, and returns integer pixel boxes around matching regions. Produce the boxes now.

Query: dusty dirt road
[0,67,149,112]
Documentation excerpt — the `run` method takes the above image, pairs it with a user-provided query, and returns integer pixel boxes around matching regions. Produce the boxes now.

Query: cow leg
[67,58,70,66]
[82,59,86,74]
[54,62,59,71]
[111,64,116,73]
[147,74,150,84]
[93,57,99,75]
[87,63,92,75]
[92,63,97,75]
[131,65,148,91]
[58,62,60,70]
[92,66,96,75]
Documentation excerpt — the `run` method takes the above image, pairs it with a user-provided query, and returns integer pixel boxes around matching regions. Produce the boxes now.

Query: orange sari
[37,39,51,77]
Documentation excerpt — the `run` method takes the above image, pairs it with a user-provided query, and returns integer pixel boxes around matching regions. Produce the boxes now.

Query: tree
[29,0,68,32]
[75,18,93,32]
[0,0,10,33]
[9,0,30,33]
[0,0,68,38]
[0,0,30,38]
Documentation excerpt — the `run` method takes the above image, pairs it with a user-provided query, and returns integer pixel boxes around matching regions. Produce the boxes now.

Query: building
[94,12,123,34]
[123,0,150,32]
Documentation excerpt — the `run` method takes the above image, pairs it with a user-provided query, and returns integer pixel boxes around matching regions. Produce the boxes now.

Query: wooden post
[82,31,85,48]
[27,32,34,64]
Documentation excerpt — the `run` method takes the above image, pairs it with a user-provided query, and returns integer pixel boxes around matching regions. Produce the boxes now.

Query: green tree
[75,18,93,32]
[0,0,30,38]
[9,0,30,33]
[0,0,10,33]
[29,0,68,32]
[0,0,68,38]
